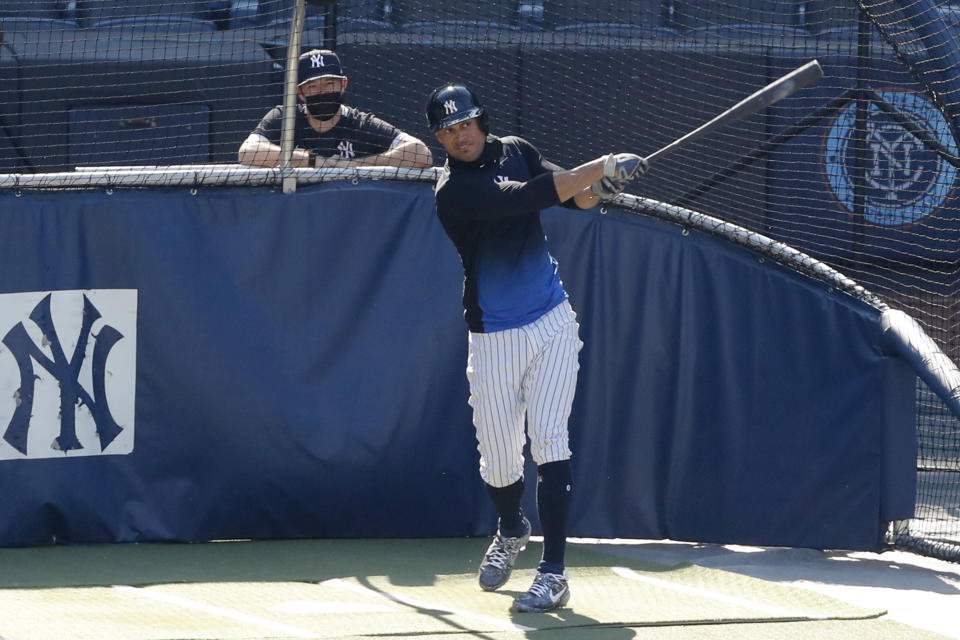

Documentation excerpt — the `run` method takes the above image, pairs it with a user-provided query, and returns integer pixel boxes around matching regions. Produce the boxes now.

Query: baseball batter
[425,83,646,612]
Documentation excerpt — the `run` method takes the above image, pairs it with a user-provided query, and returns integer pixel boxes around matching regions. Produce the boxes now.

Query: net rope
[0,0,958,561]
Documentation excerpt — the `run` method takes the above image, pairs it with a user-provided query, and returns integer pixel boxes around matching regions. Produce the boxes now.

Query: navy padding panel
[0,182,914,549]
[537,203,914,550]
[0,182,487,545]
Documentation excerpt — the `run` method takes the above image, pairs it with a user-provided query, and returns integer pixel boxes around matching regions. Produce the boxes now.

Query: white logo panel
[0,289,137,460]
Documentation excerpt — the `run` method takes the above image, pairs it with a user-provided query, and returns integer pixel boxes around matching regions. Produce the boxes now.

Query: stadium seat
[85,15,219,34]
[553,23,678,40]
[392,0,520,27]
[74,0,209,27]
[337,17,394,34]
[0,0,64,19]
[338,0,394,21]
[684,23,807,44]
[541,0,663,30]
[253,0,333,25]
[399,20,520,43]
[668,0,802,31]
[0,17,78,35]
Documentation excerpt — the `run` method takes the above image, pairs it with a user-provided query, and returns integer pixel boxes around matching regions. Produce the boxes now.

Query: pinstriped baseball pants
[467,300,583,488]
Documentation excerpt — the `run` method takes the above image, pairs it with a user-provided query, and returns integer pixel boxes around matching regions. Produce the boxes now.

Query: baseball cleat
[477,517,530,591]
[512,571,570,613]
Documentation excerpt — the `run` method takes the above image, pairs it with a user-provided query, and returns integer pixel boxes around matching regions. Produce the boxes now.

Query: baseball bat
[644,59,824,165]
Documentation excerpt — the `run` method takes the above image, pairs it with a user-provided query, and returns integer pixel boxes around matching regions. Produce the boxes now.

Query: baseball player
[425,83,646,612]
[239,49,432,169]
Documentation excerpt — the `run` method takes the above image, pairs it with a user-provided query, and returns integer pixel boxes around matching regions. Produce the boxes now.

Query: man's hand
[590,153,648,199]
[313,153,350,168]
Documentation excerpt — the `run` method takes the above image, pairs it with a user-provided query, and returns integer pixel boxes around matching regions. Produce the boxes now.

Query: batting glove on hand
[590,153,648,199]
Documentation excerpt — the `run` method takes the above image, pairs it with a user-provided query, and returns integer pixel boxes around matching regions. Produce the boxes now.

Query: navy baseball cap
[298,49,345,86]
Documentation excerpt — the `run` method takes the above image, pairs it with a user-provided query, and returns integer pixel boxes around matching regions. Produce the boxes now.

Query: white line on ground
[320,578,537,632]
[270,601,397,614]
[610,567,821,619]
[111,585,323,639]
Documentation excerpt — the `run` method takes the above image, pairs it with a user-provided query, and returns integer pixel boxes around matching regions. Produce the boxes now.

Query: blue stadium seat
[669,0,801,31]
[74,0,209,27]
[338,0,394,22]
[399,20,520,43]
[393,0,520,27]
[684,23,807,44]
[542,0,662,29]
[0,17,77,34]
[553,23,677,40]
[86,15,219,34]
[253,0,331,25]
[0,0,64,19]
[337,17,394,34]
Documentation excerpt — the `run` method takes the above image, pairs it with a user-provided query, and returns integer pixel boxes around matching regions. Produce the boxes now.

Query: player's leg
[515,300,582,612]
[467,328,531,591]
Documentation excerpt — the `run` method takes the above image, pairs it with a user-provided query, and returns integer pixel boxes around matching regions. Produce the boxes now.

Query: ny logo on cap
[443,100,458,115]
[311,54,326,68]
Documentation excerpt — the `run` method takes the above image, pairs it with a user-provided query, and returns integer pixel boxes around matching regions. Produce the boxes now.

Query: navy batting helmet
[425,84,488,133]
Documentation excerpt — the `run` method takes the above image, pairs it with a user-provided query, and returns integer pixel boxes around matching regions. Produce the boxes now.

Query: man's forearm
[237,140,311,167]
[553,158,604,202]
[348,141,433,168]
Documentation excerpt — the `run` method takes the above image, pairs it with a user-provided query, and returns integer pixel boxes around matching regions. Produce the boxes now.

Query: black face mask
[304,91,344,121]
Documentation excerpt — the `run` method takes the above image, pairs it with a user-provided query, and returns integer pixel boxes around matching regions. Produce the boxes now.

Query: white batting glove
[590,153,648,199]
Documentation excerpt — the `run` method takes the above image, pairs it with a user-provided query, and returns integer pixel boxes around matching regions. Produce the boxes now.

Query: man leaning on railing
[238,48,433,170]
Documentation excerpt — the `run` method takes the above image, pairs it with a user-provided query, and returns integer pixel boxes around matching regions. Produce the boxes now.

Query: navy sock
[536,460,572,575]
[485,478,525,537]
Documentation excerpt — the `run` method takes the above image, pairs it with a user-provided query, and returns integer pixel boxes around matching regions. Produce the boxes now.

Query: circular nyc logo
[824,89,957,226]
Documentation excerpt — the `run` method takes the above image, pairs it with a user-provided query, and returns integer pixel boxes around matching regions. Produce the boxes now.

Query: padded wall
[0,181,914,549]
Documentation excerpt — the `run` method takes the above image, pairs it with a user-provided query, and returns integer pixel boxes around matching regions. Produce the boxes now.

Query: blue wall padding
[0,181,914,549]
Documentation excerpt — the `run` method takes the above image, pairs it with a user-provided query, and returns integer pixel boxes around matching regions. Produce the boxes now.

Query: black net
[0,0,958,561]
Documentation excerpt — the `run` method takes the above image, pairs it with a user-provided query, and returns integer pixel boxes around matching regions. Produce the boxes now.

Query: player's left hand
[590,153,648,199]
[604,153,648,184]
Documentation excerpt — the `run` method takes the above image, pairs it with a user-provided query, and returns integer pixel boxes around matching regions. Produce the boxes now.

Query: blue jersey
[434,135,575,333]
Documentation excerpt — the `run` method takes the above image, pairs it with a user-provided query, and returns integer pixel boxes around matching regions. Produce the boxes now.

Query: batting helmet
[425,84,488,133]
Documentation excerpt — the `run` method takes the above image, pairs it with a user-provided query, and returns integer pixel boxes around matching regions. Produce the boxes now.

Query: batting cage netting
[1,0,959,561]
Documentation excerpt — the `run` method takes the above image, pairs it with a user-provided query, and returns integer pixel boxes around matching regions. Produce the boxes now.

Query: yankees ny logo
[338,140,355,158]
[443,99,458,115]
[2,293,125,456]
[495,175,509,183]
[311,53,326,68]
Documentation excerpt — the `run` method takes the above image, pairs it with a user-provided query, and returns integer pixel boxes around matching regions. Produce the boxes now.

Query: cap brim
[298,74,346,87]
[431,107,482,132]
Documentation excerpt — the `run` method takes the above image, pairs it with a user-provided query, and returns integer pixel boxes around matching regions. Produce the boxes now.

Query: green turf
[0,538,950,640]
